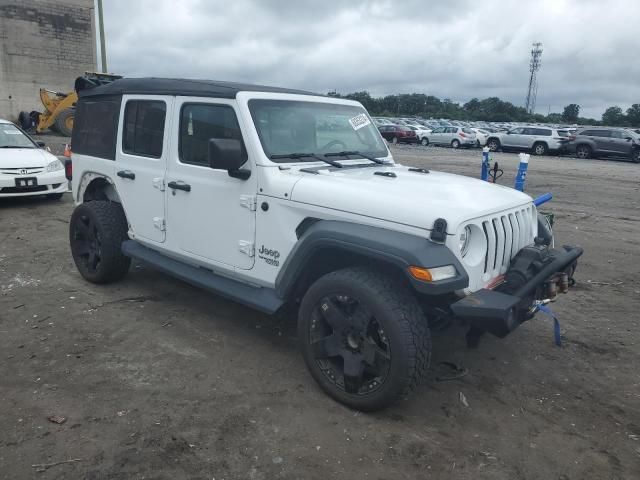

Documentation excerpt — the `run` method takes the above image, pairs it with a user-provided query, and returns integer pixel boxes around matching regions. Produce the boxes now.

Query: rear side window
[462,128,474,134]
[179,104,245,166]
[72,94,122,160]
[535,128,551,136]
[557,130,569,137]
[122,100,166,158]
[585,130,611,138]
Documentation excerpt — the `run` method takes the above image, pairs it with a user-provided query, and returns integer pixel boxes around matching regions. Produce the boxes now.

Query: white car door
[503,127,524,148]
[165,98,257,270]
[114,95,172,244]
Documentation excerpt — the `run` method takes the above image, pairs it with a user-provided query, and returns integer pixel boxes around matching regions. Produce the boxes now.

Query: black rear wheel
[576,144,591,159]
[69,201,131,284]
[298,267,430,411]
[487,138,500,151]
[532,142,548,156]
[421,137,429,146]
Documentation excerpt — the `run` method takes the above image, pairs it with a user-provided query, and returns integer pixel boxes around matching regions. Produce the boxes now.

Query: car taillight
[568,135,576,141]
[64,159,72,181]
[459,132,466,137]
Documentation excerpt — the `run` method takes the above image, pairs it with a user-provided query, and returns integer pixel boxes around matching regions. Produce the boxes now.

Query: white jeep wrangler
[68,78,582,411]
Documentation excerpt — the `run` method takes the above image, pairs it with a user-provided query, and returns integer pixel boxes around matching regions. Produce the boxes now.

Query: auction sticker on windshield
[348,113,371,131]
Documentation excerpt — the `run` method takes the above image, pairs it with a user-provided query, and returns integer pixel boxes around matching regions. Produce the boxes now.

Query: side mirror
[625,137,633,141]
[36,141,46,148]
[208,138,250,180]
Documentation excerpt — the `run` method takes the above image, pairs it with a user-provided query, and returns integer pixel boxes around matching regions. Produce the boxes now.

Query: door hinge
[153,217,166,231]
[238,240,255,257]
[152,177,166,191]
[240,195,257,211]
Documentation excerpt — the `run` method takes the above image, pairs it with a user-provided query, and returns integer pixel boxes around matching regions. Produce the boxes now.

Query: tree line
[328,91,639,127]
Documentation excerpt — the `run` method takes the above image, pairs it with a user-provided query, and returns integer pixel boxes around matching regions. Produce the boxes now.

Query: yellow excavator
[18,72,121,137]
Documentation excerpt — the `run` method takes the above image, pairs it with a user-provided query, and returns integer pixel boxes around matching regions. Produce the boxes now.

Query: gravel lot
[1,138,639,479]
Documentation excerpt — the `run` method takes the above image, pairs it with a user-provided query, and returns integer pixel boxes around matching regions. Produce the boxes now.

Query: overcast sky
[101,0,639,119]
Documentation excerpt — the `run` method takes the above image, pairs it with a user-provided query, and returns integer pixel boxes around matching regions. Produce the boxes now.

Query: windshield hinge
[240,195,257,211]
[238,240,255,257]
[152,177,165,191]
[153,217,166,231]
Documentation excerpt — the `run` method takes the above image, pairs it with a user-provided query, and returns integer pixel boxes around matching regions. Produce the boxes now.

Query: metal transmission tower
[525,42,543,114]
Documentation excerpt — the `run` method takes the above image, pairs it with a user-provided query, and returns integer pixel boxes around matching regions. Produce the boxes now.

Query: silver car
[425,126,477,148]
[486,126,568,156]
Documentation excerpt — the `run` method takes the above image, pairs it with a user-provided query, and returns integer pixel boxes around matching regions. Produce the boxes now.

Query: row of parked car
[373,116,640,163]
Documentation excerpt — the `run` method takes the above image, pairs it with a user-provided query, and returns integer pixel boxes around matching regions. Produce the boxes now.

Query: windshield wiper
[270,153,343,168]
[324,151,386,165]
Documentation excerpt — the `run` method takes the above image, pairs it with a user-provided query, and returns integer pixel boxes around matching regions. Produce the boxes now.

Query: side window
[610,130,624,139]
[522,128,535,135]
[179,103,244,166]
[593,130,611,138]
[122,100,166,158]
[535,128,551,136]
[71,95,122,160]
[510,128,524,134]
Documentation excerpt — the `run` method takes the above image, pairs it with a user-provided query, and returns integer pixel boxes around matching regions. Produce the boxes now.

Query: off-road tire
[451,139,460,149]
[54,108,75,137]
[487,138,500,152]
[532,142,548,156]
[575,144,591,159]
[298,267,431,411]
[421,137,429,146]
[18,111,31,130]
[69,201,131,284]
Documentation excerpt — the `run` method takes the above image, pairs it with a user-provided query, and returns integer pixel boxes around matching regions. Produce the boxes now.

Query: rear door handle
[167,180,191,192]
[117,170,135,180]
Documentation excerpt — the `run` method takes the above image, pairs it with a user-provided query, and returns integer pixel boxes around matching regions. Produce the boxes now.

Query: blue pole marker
[481,147,490,181]
[534,192,553,207]
[514,153,530,191]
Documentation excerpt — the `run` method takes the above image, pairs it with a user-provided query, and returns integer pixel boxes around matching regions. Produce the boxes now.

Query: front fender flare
[275,220,469,299]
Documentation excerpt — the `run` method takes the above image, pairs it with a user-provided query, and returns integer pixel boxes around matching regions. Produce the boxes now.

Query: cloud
[102,0,640,119]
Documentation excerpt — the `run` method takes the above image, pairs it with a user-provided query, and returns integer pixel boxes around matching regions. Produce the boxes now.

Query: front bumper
[0,170,67,197]
[450,245,583,337]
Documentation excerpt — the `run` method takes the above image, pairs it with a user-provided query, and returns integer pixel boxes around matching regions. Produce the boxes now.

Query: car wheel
[54,108,75,137]
[532,142,548,156]
[632,148,640,164]
[298,267,431,411]
[47,193,64,201]
[421,137,429,146]
[451,139,460,149]
[391,137,398,144]
[576,144,591,159]
[69,201,131,284]
[487,139,500,152]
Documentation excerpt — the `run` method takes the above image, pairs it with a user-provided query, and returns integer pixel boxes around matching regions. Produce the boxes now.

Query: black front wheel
[69,201,131,284]
[298,267,431,411]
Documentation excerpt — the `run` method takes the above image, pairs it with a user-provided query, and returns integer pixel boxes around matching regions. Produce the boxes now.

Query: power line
[525,42,543,114]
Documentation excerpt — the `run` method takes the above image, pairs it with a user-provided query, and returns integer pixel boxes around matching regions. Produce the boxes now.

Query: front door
[166,98,256,270]
[504,128,525,148]
[609,130,632,155]
[114,95,171,243]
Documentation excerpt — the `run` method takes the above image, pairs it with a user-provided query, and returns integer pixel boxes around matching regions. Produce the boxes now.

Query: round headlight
[459,225,472,257]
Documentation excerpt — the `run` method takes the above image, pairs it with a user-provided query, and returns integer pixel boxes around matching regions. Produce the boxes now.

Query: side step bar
[121,240,283,314]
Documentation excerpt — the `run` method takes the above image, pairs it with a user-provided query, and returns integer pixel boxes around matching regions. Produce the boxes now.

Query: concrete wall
[0,0,96,121]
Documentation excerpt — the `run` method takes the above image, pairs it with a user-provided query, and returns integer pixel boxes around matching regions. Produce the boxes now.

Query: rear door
[114,96,172,243]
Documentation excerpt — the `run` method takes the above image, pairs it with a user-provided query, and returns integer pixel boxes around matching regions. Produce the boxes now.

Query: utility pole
[97,0,107,73]
[525,42,543,114]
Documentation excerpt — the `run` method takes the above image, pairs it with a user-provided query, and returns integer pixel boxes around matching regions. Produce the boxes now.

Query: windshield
[0,124,36,148]
[248,99,388,161]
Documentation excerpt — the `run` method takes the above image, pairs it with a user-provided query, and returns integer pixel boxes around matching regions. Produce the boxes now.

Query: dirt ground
[1,138,639,479]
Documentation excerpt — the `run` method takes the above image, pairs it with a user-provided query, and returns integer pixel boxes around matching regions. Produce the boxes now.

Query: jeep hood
[289,165,533,232]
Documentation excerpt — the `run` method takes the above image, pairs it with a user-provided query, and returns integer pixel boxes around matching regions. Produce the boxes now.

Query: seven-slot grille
[481,205,536,279]
[0,167,44,175]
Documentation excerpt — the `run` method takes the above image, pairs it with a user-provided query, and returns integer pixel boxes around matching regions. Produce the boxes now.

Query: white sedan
[471,128,491,147]
[408,126,433,145]
[0,119,67,199]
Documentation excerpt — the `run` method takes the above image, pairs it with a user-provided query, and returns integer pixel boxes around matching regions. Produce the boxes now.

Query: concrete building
[0,0,96,121]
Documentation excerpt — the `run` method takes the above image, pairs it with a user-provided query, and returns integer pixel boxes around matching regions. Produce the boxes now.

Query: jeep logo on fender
[258,245,280,266]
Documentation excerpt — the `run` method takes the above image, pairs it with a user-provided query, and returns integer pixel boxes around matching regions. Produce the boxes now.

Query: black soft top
[78,77,319,99]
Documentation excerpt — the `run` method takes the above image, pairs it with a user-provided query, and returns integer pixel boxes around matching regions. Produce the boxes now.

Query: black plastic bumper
[450,245,583,337]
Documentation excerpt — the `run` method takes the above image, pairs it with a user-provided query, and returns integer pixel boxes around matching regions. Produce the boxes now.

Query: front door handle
[167,180,191,192]
[117,170,135,180]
